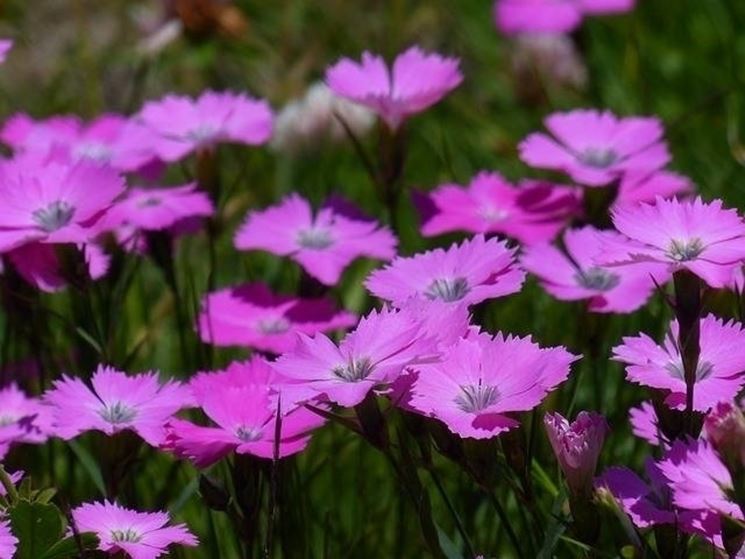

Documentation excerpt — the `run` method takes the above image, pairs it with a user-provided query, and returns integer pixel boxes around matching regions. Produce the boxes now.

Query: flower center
[99,402,137,425]
[257,317,291,335]
[478,205,509,222]
[32,200,75,232]
[0,415,17,427]
[425,277,470,302]
[574,267,620,292]
[664,360,714,382]
[579,148,618,169]
[236,425,262,442]
[186,124,218,143]
[667,238,704,262]
[297,227,334,249]
[75,142,113,163]
[454,382,499,413]
[138,196,162,208]
[332,357,374,382]
[111,528,142,543]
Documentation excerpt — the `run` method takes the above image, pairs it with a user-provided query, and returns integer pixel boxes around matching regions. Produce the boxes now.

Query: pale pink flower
[0,40,12,64]
[0,521,16,559]
[197,282,357,354]
[494,0,635,35]
[603,197,745,288]
[71,501,197,559]
[44,365,192,447]
[407,332,577,439]
[365,235,524,307]
[521,226,666,313]
[415,171,580,244]
[234,194,397,285]
[0,383,52,459]
[325,46,462,130]
[613,315,745,412]
[136,90,273,161]
[519,109,669,186]
[545,411,608,496]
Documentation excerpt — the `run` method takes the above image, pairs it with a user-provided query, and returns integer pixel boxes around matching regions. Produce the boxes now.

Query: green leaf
[435,523,463,559]
[40,533,99,559]
[69,440,107,497]
[9,501,63,559]
[34,488,57,505]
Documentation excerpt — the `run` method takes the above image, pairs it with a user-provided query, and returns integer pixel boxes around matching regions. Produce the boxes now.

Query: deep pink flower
[407,332,577,439]
[273,306,438,408]
[105,183,214,232]
[0,383,52,459]
[657,438,742,519]
[494,0,635,35]
[613,315,745,412]
[197,282,357,354]
[521,226,665,313]
[0,39,13,64]
[603,197,745,288]
[44,365,192,447]
[0,156,125,253]
[519,109,669,187]
[613,170,692,210]
[545,411,608,496]
[629,401,665,447]
[165,357,324,467]
[0,521,16,559]
[71,501,197,559]
[415,171,580,244]
[365,235,524,307]
[136,90,273,162]
[325,46,462,130]
[235,194,397,285]
[1,113,158,173]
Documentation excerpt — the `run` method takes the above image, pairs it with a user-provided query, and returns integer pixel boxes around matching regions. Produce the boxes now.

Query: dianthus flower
[0,383,52,459]
[416,171,579,243]
[519,109,669,186]
[365,235,524,307]
[235,194,397,285]
[326,46,462,130]
[494,0,635,34]
[0,521,16,559]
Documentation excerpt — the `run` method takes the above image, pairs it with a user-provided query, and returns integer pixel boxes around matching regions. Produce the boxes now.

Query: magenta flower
[494,0,635,35]
[613,315,745,411]
[521,226,665,313]
[657,438,742,519]
[71,501,197,559]
[365,235,524,307]
[197,282,357,354]
[704,401,745,468]
[613,170,692,210]
[165,358,324,467]
[0,383,52,459]
[273,306,438,408]
[0,39,12,64]
[545,411,608,496]
[604,197,745,288]
[44,365,192,447]
[415,171,580,244]
[1,113,158,173]
[629,401,665,447]
[325,46,462,130]
[136,90,273,162]
[0,521,16,559]
[407,332,577,439]
[0,155,124,253]
[235,194,397,285]
[105,183,214,232]
[519,109,669,187]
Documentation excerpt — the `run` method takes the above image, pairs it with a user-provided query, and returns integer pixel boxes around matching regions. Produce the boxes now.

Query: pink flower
[71,501,197,559]
[406,332,577,439]
[165,358,324,467]
[0,39,13,64]
[629,401,665,447]
[494,0,635,35]
[365,235,524,307]
[325,46,462,130]
[519,109,669,186]
[0,156,124,253]
[545,411,608,496]
[136,90,273,162]
[704,401,745,468]
[197,282,357,354]
[521,226,665,313]
[234,194,397,285]
[105,183,214,232]
[0,521,17,559]
[657,438,742,519]
[415,171,580,244]
[612,315,745,412]
[613,170,693,210]
[1,113,158,173]
[273,306,438,408]
[603,197,745,288]
[44,365,192,447]
[0,383,53,459]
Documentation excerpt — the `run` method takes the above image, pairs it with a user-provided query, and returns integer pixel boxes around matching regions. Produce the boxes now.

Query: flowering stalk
[581,179,619,229]
[672,269,702,435]
[376,123,407,232]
